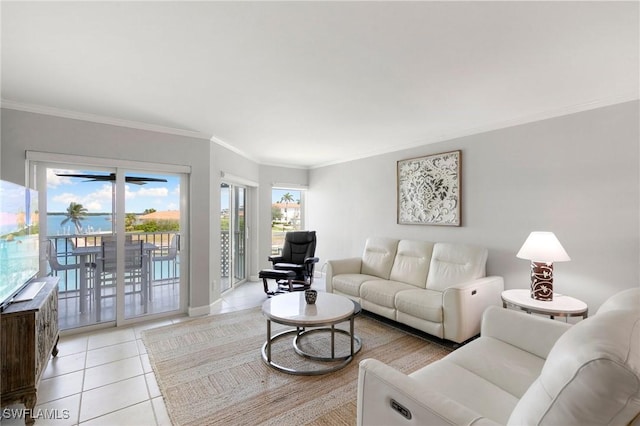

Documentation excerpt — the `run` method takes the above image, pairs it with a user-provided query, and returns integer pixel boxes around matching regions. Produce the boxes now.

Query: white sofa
[326,237,504,343]
[357,287,640,426]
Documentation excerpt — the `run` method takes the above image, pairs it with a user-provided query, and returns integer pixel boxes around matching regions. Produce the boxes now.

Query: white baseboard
[188,300,220,317]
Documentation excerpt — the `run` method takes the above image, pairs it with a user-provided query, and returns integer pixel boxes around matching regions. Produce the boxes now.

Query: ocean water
[47,214,113,235]
[2,215,178,296]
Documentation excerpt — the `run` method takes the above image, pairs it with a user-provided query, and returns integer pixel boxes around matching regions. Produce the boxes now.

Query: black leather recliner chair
[268,230,319,292]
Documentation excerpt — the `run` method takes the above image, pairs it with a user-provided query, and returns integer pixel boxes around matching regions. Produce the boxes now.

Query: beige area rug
[141,307,451,426]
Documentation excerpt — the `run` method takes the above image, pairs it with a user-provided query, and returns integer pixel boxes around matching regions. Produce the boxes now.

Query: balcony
[48,232,180,330]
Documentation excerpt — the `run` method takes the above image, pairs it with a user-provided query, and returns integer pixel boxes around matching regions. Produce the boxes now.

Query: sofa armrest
[357,358,500,426]
[441,276,504,343]
[325,258,362,292]
[481,305,572,359]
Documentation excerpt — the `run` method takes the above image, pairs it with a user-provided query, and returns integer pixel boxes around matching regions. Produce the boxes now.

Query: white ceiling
[2,1,638,169]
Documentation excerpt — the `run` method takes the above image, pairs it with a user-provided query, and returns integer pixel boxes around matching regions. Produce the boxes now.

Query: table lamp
[516,232,570,301]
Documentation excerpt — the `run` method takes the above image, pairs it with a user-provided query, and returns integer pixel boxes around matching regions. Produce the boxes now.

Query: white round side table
[501,289,588,320]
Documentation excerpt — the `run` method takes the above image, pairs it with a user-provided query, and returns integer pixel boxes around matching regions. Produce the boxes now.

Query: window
[271,188,304,254]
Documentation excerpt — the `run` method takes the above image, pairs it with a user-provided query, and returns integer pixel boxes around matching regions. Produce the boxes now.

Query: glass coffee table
[261,292,362,375]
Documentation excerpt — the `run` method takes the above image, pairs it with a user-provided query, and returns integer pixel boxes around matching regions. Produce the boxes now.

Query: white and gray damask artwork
[397,150,461,226]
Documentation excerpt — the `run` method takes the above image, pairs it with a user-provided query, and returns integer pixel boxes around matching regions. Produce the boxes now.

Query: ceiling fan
[55,173,167,184]
[54,172,169,234]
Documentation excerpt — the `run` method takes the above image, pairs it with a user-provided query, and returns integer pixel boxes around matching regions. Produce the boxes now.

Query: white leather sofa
[357,287,640,426]
[326,237,504,343]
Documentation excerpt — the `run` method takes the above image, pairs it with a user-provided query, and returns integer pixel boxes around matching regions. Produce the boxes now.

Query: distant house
[272,202,300,223]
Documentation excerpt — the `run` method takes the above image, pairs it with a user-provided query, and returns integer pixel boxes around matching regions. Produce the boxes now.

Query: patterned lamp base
[530,261,554,301]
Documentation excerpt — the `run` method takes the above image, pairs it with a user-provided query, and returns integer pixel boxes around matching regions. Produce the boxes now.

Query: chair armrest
[268,255,285,264]
[481,305,572,359]
[304,256,320,264]
[325,258,362,292]
[441,276,504,343]
[357,358,498,426]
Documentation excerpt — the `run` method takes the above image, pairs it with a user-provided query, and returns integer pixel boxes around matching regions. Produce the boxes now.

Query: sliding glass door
[232,185,247,285]
[45,165,118,328]
[123,170,181,320]
[220,182,247,292]
[31,157,186,330]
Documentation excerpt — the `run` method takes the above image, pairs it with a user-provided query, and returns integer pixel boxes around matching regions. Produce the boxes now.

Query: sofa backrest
[507,299,640,426]
[388,240,434,288]
[426,243,488,291]
[361,237,399,279]
[596,287,640,315]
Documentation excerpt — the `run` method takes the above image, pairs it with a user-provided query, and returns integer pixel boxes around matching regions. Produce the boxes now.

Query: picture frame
[397,150,461,226]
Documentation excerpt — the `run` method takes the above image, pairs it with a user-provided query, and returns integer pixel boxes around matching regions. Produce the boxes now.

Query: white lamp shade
[516,232,571,262]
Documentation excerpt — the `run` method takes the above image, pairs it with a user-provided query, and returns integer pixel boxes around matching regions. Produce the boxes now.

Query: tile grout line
[76,374,150,424]
[76,334,89,426]
[43,280,293,425]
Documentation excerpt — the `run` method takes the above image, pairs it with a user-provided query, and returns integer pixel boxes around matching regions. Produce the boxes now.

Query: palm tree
[61,202,88,234]
[279,192,295,231]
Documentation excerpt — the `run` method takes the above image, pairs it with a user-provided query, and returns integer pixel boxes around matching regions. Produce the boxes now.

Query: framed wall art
[397,150,461,226]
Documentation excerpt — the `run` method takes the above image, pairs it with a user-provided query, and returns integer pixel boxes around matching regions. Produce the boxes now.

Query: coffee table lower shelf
[261,324,362,375]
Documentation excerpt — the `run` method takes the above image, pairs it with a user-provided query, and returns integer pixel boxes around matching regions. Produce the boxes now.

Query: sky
[46,169,301,214]
[271,189,301,204]
[220,188,301,211]
[47,169,180,214]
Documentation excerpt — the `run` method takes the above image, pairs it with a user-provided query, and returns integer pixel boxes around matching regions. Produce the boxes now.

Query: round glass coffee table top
[261,292,362,375]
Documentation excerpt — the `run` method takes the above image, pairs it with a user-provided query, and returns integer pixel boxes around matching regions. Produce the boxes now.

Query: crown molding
[208,134,260,164]
[0,99,211,140]
[258,160,310,170]
[310,93,640,169]
[210,135,310,170]
[2,94,637,171]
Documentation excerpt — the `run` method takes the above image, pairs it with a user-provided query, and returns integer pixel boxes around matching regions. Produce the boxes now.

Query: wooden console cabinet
[1,277,60,425]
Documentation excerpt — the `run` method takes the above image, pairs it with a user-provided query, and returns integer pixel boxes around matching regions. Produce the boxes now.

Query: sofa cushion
[360,280,415,309]
[508,309,640,426]
[388,240,434,288]
[426,243,488,291]
[332,274,380,298]
[445,336,546,399]
[395,288,443,323]
[361,237,398,280]
[410,359,520,425]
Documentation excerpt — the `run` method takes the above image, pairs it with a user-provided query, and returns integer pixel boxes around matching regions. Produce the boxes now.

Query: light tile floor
[1,278,324,426]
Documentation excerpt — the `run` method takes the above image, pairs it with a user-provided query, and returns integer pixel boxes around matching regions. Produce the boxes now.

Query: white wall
[308,101,640,312]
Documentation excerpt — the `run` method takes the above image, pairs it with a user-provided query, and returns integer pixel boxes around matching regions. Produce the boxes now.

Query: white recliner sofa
[357,287,640,426]
[326,237,504,343]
